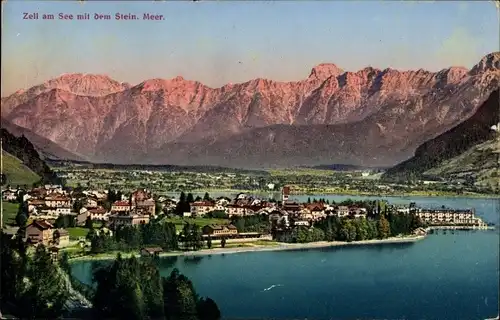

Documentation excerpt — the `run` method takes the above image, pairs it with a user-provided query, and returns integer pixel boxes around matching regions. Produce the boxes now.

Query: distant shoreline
[69,235,426,263]
[160,189,500,199]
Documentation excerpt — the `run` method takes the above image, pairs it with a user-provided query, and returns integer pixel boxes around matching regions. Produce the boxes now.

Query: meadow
[2,152,41,187]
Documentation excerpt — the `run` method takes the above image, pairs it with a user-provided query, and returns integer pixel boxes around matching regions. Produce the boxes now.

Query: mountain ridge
[2,52,499,167]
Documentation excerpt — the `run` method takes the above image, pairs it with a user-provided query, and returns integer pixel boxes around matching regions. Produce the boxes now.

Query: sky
[1,0,499,96]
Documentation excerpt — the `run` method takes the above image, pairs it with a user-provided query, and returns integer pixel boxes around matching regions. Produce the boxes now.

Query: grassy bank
[1,151,41,186]
[1,201,19,227]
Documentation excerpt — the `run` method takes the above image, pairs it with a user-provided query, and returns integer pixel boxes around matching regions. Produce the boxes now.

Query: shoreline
[289,192,500,199]
[69,235,426,263]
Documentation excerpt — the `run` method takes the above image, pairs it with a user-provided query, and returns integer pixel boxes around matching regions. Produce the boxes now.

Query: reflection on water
[157,256,179,269]
[90,260,110,275]
[183,256,204,265]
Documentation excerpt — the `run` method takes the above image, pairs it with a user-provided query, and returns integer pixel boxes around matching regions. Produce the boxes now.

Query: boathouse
[140,247,163,257]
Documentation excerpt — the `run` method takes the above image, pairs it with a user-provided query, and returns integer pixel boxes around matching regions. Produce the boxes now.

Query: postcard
[1,1,499,320]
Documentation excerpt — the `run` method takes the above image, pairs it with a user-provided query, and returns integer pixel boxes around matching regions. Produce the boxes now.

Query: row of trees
[276,213,423,243]
[230,214,271,234]
[88,220,179,254]
[87,220,210,254]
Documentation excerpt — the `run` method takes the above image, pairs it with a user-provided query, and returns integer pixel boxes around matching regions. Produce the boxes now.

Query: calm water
[71,196,500,320]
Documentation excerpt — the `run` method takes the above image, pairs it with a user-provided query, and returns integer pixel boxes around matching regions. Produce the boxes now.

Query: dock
[426,225,496,231]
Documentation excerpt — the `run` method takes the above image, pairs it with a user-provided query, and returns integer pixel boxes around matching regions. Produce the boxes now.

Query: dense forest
[0,232,221,320]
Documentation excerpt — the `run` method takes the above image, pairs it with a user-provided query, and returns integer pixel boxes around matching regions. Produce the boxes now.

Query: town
[51,164,498,197]
[1,183,491,260]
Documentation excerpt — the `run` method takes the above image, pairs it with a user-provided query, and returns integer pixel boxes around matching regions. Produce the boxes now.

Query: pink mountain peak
[308,63,344,81]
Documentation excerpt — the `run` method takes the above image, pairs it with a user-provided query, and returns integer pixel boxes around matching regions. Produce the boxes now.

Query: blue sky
[1,1,498,95]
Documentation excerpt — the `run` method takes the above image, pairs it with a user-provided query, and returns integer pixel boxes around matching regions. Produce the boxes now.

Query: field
[268,168,336,177]
[162,216,230,232]
[67,227,90,240]
[2,152,41,187]
[1,201,19,226]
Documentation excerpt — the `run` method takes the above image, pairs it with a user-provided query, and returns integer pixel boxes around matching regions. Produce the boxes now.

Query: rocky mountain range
[1,52,499,168]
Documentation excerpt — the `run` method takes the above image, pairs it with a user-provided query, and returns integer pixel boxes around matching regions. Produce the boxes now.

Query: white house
[85,198,99,208]
[2,190,17,201]
[215,198,230,206]
[294,220,310,227]
[56,206,72,216]
[190,201,216,217]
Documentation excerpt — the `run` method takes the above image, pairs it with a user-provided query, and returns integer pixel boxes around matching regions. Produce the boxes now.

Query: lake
[71,196,500,320]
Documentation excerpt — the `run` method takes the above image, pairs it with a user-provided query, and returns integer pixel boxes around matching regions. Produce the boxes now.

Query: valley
[52,164,499,198]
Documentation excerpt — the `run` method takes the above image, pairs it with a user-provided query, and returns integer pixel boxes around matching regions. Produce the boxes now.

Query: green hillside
[2,150,41,187]
[383,90,498,182]
[424,137,499,191]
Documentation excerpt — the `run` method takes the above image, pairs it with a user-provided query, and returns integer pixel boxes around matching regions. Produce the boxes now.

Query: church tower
[282,186,290,206]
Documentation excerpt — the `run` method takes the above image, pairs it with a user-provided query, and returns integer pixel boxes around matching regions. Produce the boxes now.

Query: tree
[176,192,191,216]
[93,255,148,320]
[339,219,357,242]
[1,232,28,304]
[73,199,84,212]
[207,236,212,249]
[354,219,369,241]
[197,297,221,320]
[295,226,309,243]
[22,245,68,318]
[186,193,195,203]
[203,192,211,201]
[377,215,391,239]
[85,216,93,229]
[107,189,116,202]
[179,191,186,203]
[16,190,26,203]
[59,251,71,274]
[324,220,334,242]
[221,237,226,248]
[367,220,379,239]
[163,268,199,320]
[15,212,27,228]
[14,202,28,228]
[308,227,325,242]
